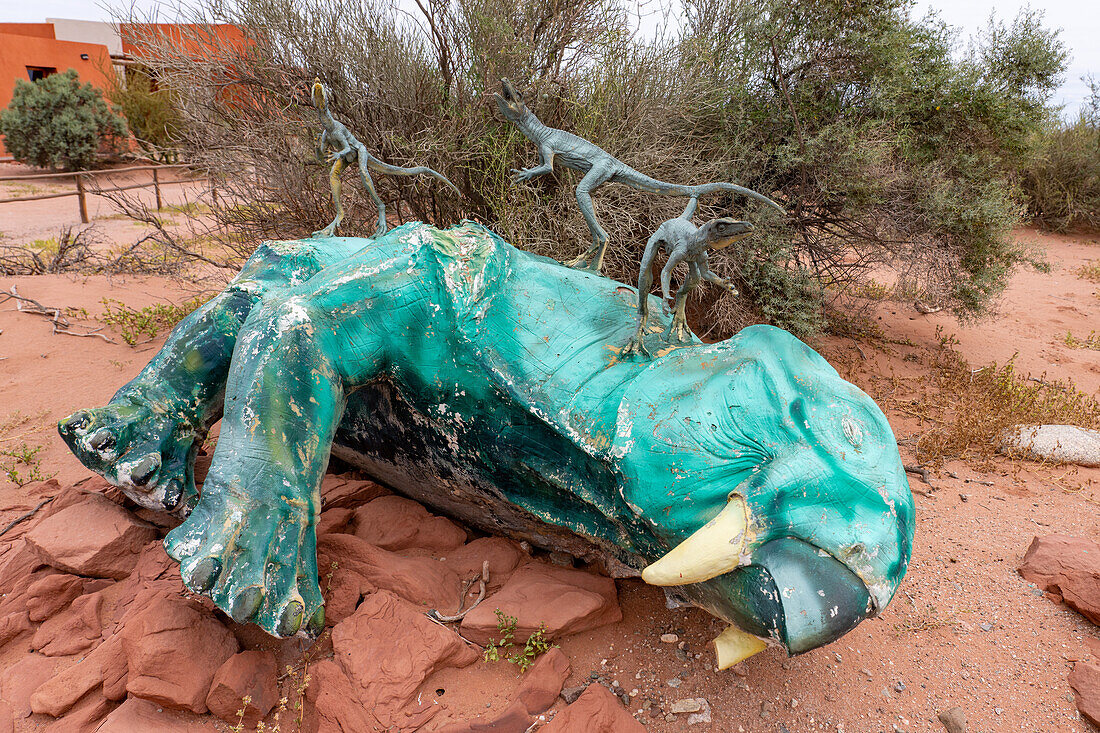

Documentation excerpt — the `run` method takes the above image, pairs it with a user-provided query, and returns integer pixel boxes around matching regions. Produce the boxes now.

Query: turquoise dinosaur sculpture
[58,221,913,656]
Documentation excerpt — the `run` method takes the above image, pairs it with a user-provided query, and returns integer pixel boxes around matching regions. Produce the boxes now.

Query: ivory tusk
[713,624,768,669]
[641,496,748,586]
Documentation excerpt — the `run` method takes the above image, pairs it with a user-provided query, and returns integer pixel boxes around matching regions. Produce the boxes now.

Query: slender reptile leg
[165,279,385,636]
[564,166,612,273]
[58,238,364,513]
[359,150,388,238]
[665,260,701,344]
[312,157,348,238]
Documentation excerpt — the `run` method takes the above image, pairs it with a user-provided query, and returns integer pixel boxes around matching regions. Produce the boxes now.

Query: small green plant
[1076,262,1100,283]
[1064,330,1100,351]
[99,295,209,346]
[482,609,558,673]
[0,442,49,486]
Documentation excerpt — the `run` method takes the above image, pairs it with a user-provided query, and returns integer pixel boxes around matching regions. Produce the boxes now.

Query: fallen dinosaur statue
[58,221,914,662]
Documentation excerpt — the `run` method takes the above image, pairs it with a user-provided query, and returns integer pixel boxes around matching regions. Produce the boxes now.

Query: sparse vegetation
[1064,330,1100,351]
[99,295,210,346]
[483,608,557,673]
[1076,262,1100,283]
[0,442,49,486]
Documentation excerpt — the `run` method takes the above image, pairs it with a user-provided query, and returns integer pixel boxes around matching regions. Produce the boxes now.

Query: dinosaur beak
[495,78,525,118]
[311,79,325,110]
[709,219,754,250]
[641,495,750,585]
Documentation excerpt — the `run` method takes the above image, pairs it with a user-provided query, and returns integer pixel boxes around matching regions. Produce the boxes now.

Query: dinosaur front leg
[564,166,612,273]
[59,239,363,513]
[312,157,348,238]
[164,286,385,636]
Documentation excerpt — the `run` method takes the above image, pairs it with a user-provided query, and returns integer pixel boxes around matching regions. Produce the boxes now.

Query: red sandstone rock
[0,653,59,718]
[1070,661,1100,727]
[306,659,387,732]
[442,537,528,592]
[317,534,463,618]
[97,697,214,732]
[0,700,12,733]
[1018,534,1100,624]
[31,634,126,717]
[461,562,621,644]
[331,590,479,727]
[205,650,278,728]
[352,495,467,552]
[31,591,104,657]
[0,612,29,649]
[24,494,157,579]
[25,573,84,622]
[0,540,47,596]
[318,506,354,536]
[122,595,239,713]
[42,690,113,733]
[321,474,389,509]
[541,682,645,732]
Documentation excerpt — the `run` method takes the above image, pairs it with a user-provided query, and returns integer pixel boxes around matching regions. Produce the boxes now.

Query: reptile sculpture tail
[615,171,786,215]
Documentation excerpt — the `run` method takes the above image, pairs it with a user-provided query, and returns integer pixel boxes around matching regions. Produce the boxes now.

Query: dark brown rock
[317,534,463,616]
[1018,534,1100,624]
[205,650,277,728]
[1070,661,1100,727]
[461,562,621,644]
[936,706,966,733]
[331,590,479,727]
[32,590,104,657]
[541,682,646,732]
[352,495,467,552]
[97,697,213,732]
[122,594,239,713]
[24,494,157,579]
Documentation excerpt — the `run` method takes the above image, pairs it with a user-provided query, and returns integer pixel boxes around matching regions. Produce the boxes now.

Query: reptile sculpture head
[311,77,328,112]
[703,217,754,249]
[494,78,531,125]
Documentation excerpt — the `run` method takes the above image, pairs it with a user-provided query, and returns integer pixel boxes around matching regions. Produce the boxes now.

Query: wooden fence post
[152,168,163,210]
[75,174,89,223]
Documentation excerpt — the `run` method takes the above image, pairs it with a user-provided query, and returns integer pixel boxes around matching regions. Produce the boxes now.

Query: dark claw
[186,557,222,593]
[230,585,264,623]
[59,412,89,435]
[277,599,305,637]
[130,453,161,486]
[87,428,115,451]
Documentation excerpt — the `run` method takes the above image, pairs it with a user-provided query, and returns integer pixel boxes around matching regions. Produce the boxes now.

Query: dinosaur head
[311,78,328,112]
[495,78,529,124]
[703,218,754,249]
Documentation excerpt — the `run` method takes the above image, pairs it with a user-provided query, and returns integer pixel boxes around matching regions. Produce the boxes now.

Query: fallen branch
[904,464,936,490]
[430,560,490,623]
[3,287,114,343]
[0,497,52,538]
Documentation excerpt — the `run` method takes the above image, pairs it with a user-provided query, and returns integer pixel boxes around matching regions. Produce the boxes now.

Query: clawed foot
[312,224,338,239]
[621,328,652,359]
[59,401,201,514]
[564,248,605,274]
[664,315,694,344]
[165,485,324,637]
[373,222,388,238]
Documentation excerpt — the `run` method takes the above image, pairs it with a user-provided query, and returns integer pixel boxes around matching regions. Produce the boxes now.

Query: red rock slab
[318,506,354,536]
[461,562,621,645]
[24,493,157,580]
[122,594,239,713]
[0,700,12,733]
[31,634,127,717]
[306,659,387,732]
[317,534,463,613]
[541,683,646,733]
[0,611,30,649]
[97,697,216,732]
[0,540,47,596]
[1018,534,1100,624]
[435,647,572,733]
[205,650,278,728]
[0,653,60,718]
[31,590,104,657]
[352,495,467,552]
[41,690,113,733]
[441,537,528,592]
[1070,661,1100,727]
[331,590,479,727]
[321,473,389,509]
[25,573,85,623]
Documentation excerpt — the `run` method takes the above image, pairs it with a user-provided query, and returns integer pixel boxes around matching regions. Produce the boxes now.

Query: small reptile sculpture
[494,78,785,274]
[624,197,754,357]
[311,79,459,238]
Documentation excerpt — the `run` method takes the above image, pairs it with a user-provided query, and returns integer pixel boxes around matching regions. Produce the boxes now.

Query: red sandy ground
[0,214,1098,732]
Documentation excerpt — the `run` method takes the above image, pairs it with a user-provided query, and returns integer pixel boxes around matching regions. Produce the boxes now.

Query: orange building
[0,19,244,158]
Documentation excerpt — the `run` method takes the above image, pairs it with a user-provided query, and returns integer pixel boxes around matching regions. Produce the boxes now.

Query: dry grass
[1075,261,1100,283]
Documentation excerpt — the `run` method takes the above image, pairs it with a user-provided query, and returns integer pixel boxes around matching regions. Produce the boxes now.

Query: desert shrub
[1023,76,1100,232]
[106,64,183,162]
[118,0,1067,337]
[0,69,127,171]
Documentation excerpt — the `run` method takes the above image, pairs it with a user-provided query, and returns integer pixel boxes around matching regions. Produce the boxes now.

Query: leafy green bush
[107,64,182,162]
[125,0,1069,337]
[0,69,128,170]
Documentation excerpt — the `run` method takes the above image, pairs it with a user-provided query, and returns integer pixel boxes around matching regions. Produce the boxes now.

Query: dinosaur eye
[841,416,863,448]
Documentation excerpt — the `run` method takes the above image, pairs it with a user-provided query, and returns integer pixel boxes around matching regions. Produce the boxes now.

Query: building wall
[47,18,123,56]
[0,23,54,39]
[0,33,114,157]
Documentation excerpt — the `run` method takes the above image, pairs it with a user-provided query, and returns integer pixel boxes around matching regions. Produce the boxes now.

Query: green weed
[99,296,209,346]
[483,609,558,673]
[1076,262,1100,283]
[1064,331,1100,351]
[0,442,49,486]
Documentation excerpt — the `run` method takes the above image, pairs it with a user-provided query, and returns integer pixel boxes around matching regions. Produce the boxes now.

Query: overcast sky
[4,0,1097,115]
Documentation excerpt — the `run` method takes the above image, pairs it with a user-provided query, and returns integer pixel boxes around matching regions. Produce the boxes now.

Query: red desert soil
[0,224,1098,732]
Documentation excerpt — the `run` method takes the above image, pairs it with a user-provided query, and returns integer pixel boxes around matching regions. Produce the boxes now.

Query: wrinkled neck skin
[315,102,339,134]
[513,109,552,145]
